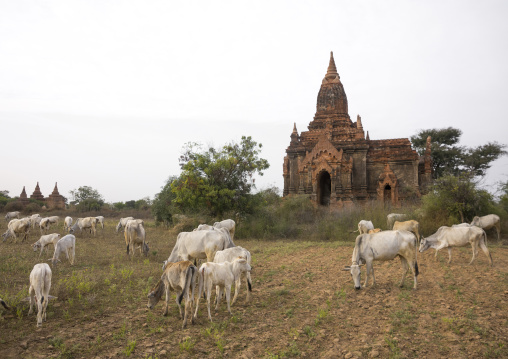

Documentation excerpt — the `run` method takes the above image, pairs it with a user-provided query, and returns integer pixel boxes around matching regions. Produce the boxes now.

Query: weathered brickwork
[283,52,432,207]
[19,182,66,209]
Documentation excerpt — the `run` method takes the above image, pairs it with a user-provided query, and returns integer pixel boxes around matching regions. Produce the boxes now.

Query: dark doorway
[384,184,392,205]
[318,171,331,206]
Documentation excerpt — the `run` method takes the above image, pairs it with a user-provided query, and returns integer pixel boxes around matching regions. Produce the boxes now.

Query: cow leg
[398,257,409,287]
[215,286,222,310]
[479,239,494,266]
[447,248,453,264]
[469,243,478,265]
[246,272,252,302]
[232,276,241,305]
[163,286,170,316]
[175,291,184,319]
[206,281,213,322]
[28,286,35,315]
[225,285,232,315]
[182,298,189,329]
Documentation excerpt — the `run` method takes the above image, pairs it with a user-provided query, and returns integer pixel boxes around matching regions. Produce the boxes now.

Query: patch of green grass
[303,325,316,339]
[179,337,195,352]
[123,340,136,357]
[385,336,401,359]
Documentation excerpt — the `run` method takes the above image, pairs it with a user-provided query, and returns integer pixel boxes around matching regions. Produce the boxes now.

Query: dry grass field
[0,218,507,359]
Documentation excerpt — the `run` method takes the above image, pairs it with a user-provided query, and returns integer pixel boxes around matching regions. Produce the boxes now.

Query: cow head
[147,280,164,309]
[418,237,431,253]
[342,262,362,290]
[143,242,150,257]
[471,216,480,226]
[32,242,41,252]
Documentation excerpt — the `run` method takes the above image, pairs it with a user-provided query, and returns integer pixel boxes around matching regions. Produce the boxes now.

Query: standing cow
[471,214,501,241]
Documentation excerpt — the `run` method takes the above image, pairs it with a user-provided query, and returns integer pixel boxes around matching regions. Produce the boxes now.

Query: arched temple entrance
[317,171,331,206]
[384,184,392,206]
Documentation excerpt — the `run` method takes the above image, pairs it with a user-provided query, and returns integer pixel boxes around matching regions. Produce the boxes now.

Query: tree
[170,136,269,216]
[411,127,506,179]
[151,176,179,226]
[69,186,104,212]
[421,174,494,224]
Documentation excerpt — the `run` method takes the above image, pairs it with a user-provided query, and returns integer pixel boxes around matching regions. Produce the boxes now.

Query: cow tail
[178,266,194,305]
[414,234,419,277]
[247,276,252,292]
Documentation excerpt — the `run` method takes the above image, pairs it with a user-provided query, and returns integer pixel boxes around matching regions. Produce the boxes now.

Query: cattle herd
[0,210,501,330]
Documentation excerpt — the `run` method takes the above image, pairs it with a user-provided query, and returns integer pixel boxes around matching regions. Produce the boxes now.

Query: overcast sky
[1,0,507,203]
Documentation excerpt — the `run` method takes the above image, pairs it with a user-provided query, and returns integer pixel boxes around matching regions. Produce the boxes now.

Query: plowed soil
[0,220,507,358]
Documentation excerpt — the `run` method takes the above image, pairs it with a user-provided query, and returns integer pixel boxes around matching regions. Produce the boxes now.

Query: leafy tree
[411,127,506,179]
[499,180,508,214]
[69,186,104,212]
[421,174,494,224]
[151,176,179,226]
[162,136,269,216]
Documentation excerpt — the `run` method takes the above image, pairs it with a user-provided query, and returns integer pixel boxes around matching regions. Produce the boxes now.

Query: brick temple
[18,182,66,209]
[283,52,432,207]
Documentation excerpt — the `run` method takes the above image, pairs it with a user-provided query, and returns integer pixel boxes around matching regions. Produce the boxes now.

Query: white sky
[1,0,507,203]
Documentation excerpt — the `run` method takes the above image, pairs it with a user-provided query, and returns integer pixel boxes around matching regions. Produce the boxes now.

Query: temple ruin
[18,182,66,209]
[283,52,432,207]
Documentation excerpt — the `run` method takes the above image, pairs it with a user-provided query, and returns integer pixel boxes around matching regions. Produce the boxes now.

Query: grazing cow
[194,258,252,322]
[164,228,235,269]
[69,217,97,236]
[471,214,501,241]
[124,220,149,257]
[452,223,471,227]
[116,217,134,233]
[419,226,493,266]
[39,216,59,234]
[63,216,73,231]
[147,261,197,329]
[30,214,41,229]
[213,246,253,304]
[2,218,31,242]
[213,219,236,240]
[50,234,76,265]
[28,263,52,327]
[95,216,105,229]
[368,228,382,234]
[356,220,374,234]
[32,233,61,257]
[343,230,419,290]
[387,213,408,229]
[5,211,20,221]
[393,220,421,243]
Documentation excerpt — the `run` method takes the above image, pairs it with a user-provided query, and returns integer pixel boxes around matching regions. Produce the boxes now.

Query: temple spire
[325,51,340,79]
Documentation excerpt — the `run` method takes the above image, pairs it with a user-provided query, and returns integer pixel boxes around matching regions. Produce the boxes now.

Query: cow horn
[342,266,351,271]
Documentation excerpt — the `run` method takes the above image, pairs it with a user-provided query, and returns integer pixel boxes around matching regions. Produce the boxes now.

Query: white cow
[419,226,493,266]
[164,228,235,269]
[471,214,501,241]
[213,219,236,240]
[213,246,253,304]
[393,220,421,243]
[50,234,76,265]
[30,214,41,229]
[124,220,149,257]
[387,213,408,229]
[39,216,59,234]
[5,211,20,221]
[2,218,31,242]
[116,217,134,233]
[146,261,197,329]
[63,216,73,231]
[356,220,374,234]
[32,233,61,257]
[69,217,97,236]
[95,216,105,229]
[194,258,252,322]
[28,263,52,327]
[343,230,419,290]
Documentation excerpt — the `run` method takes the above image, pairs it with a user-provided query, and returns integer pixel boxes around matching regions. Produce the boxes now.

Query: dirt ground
[0,220,507,358]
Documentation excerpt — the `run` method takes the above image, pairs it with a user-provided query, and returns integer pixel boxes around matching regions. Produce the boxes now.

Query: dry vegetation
[0,217,507,359]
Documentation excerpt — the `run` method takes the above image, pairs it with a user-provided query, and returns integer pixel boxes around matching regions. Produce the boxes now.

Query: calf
[194,258,251,322]
[125,220,149,257]
[393,220,421,243]
[28,263,52,327]
[147,261,197,329]
[471,214,501,241]
[32,233,61,258]
[63,216,73,231]
[356,220,374,234]
[419,226,493,266]
[95,216,105,229]
[5,211,20,221]
[50,234,76,265]
[343,230,419,290]
[213,246,253,304]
